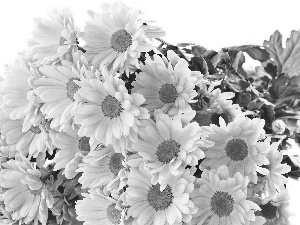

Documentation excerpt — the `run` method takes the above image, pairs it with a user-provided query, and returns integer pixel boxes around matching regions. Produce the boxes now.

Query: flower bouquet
[0,1,299,225]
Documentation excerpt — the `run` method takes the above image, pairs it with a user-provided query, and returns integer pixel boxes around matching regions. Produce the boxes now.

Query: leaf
[237,92,251,107]
[226,45,269,62]
[264,30,300,77]
[222,79,250,92]
[177,43,195,47]
[190,57,209,75]
[191,45,207,57]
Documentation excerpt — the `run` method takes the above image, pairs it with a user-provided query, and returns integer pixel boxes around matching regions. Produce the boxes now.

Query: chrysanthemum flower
[200,114,269,183]
[32,65,85,131]
[82,1,165,75]
[256,142,291,197]
[73,74,149,151]
[76,188,124,225]
[0,157,54,225]
[255,190,290,225]
[130,111,211,186]
[191,165,260,225]
[77,145,126,191]
[124,165,197,225]
[50,128,94,172]
[0,118,54,165]
[132,51,199,116]
[28,8,78,62]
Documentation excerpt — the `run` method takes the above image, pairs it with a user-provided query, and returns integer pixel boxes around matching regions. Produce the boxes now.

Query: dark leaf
[182,48,191,54]
[237,92,251,107]
[226,45,269,62]
[261,104,275,124]
[203,50,218,60]
[190,57,209,75]
[204,57,217,74]
[264,63,278,79]
[177,42,195,47]
[222,79,250,92]
[210,113,229,126]
[191,45,207,57]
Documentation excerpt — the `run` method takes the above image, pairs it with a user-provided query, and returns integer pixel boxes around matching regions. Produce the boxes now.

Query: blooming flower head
[77,145,127,192]
[130,111,210,186]
[76,188,125,225]
[32,64,87,132]
[256,142,291,197]
[0,157,54,225]
[28,8,78,63]
[82,1,165,75]
[191,165,261,225]
[200,114,269,183]
[73,73,149,151]
[132,50,199,116]
[255,190,290,225]
[124,164,197,225]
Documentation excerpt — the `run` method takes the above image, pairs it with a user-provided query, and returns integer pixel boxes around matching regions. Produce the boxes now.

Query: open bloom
[0,157,53,225]
[124,165,197,225]
[130,112,210,186]
[76,189,124,225]
[77,145,126,192]
[82,1,165,75]
[200,114,269,183]
[132,51,199,116]
[28,8,78,62]
[191,165,260,225]
[73,74,149,151]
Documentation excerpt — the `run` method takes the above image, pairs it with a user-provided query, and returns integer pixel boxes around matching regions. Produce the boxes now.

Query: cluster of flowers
[0,1,294,225]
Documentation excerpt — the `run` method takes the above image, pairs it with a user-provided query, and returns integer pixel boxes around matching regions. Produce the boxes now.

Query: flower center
[101,95,123,118]
[158,83,178,104]
[260,202,277,220]
[107,203,121,224]
[66,79,80,100]
[147,184,173,211]
[109,153,125,176]
[156,140,181,164]
[111,29,132,52]
[225,138,248,161]
[211,191,235,217]
[78,136,90,151]
[30,126,41,134]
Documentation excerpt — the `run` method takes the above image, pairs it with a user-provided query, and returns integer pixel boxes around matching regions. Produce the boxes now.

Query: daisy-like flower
[73,74,149,151]
[256,142,291,197]
[132,50,199,116]
[0,118,54,166]
[50,128,94,172]
[255,190,290,225]
[77,145,126,192]
[124,165,197,225]
[0,156,54,225]
[82,1,165,75]
[200,114,269,183]
[130,111,210,186]
[28,8,78,62]
[191,165,260,225]
[32,64,85,131]
[76,188,124,225]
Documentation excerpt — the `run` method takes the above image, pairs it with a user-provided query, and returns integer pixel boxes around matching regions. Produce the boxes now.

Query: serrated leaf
[264,30,300,77]
[237,92,251,107]
[226,45,269,62]
[191,45,207,57]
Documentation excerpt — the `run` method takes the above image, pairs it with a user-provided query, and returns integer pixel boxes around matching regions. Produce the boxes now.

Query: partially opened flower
[28,8,78,62]
[0,157,54,225]
[82,1,164,75]
[191,165,260,225]
[200,114,269,183]
[132,51,199,116]
[130,112,210,185]
[255,190,290,225]
[76,188,124,225]
[73,74,149,151]
[77,145,127,192]
[124,165,197,225]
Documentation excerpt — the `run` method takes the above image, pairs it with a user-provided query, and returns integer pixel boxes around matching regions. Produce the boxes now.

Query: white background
[0,0,299,224]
